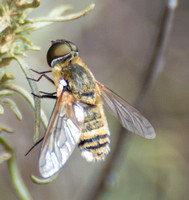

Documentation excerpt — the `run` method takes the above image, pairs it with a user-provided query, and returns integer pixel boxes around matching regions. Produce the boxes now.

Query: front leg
[28,69,54,85]
[32,92,57,99]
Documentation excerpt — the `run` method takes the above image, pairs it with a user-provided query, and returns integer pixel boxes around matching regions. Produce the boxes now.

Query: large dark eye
[47,40,78,67]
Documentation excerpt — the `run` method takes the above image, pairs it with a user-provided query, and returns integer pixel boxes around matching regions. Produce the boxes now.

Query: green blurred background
[1,0,189,199]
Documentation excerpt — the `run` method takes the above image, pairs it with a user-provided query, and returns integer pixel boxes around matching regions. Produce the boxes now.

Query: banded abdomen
[78,102,110,161]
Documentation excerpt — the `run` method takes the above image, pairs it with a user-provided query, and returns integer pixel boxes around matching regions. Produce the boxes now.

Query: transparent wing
[97,82,155,139]
[39,93,84,178]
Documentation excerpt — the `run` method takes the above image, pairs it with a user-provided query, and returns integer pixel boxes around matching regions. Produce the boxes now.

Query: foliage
[0,0,94,198]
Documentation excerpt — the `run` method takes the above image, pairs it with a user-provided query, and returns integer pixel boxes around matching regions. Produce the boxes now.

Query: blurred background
[1,0,189,199]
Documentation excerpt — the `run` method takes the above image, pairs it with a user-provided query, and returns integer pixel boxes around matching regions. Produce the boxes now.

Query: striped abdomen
[78,102,110,161]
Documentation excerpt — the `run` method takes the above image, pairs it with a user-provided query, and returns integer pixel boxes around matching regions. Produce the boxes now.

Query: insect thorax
[52,57,98,104]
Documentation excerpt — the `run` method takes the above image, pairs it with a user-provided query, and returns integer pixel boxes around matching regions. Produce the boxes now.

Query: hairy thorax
[52,57,99,105]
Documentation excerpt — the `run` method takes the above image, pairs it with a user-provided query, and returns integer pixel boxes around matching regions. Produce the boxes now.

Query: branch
[86,1,178,200]
[135,0,178,107]
[31,3,95,22]
[30,174,58,184]
[3,83,48,129]
[0,137,33,200]
[13,56,41,143]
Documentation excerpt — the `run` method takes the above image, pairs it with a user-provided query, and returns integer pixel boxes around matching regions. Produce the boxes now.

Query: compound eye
[69,42,78,53]
[47,42,72,67]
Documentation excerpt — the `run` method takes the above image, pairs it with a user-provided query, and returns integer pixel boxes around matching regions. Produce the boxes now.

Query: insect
[34,40,155,178]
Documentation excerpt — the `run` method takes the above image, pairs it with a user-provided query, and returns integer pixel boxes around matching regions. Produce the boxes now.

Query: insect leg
[27,74,54,84]
[25,137,44,156]
[28,69,54,84]
[39,91,56,95]
[32,92,57,99]
[30,69,52,74]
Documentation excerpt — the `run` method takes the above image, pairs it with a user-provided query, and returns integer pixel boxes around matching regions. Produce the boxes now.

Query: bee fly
[33,40,155,178]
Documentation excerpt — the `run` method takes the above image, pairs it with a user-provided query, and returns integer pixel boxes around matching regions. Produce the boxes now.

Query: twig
[135,0,178,107]
[31,3,95,22]
[87,127,129,200]
[86,1,178,200]
[14,56,41,144]
[3,83,48,129]
[0,137,33,200]
[30,173,58,184]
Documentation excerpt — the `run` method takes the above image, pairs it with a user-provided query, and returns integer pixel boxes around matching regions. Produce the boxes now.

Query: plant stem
[0,137,33,200]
